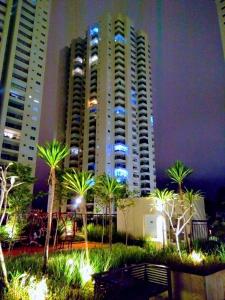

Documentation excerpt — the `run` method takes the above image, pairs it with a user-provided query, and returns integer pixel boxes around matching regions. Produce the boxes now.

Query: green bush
[3,242,225,299]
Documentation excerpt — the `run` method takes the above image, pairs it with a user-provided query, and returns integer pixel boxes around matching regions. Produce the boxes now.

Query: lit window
[114,168,128,178]
[4,129,21,140]
[90,26,99,36]
[90,55,98,64]
[89,98,98,107]
[150,115,154,126]
[72,67,83,76]
[131,97,137,105]
[74,57,83,63]
[71,147,79,156]
[114,144,128,152]
[115,106,125,115]
[90,107,97,113]
[115,34,125,43]
[90,37,98,46]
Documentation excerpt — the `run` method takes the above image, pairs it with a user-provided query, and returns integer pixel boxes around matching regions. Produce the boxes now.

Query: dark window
[16,46,30,56]
[20,21,33,32]
[21,14,34,25]
[18,38,31,48]
[18,29,32,40]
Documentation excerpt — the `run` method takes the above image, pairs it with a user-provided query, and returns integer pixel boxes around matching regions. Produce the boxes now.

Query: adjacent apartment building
[216,0,225,60]
[0,0,51,175]
[64,14,156,196]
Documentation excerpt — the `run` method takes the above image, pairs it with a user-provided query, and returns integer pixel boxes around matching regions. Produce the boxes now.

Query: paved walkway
[3,242,105,257]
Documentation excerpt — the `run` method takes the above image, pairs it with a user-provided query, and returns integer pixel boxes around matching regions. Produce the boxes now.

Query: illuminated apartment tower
[65,14,156,195]
[216,0,225,60]
[0,0,51,175]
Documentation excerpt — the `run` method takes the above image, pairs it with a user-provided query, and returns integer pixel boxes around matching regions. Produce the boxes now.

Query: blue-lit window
[88,163,95,171]
[90,37,99,46]
[90,107,97,113]
[116,177,126,183]
[150,115,154,126]
[131,90,137,97]
[131,97,137,105]
[115,34,125,43]
[114,144,128,152]
[115,106,125,115]
[90,26,99,36]
[114,168,128,178]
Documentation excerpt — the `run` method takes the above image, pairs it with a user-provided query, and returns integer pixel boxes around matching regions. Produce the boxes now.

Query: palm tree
[95,175,124,250]
[166,160,193,199]
[167,161,193,251]
[37,140,69,272]
[63,170,94,261]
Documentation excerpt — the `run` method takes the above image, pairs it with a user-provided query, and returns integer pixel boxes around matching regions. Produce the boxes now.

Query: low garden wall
[172,269,225,300]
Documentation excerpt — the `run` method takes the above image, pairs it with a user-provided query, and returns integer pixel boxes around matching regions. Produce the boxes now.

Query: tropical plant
[95,174,124,250]
[116,198,135,246]
[0,163,23,287]
[167,160,193,250]
[167,160,193,198]
[149,188,201,259]
[63,170,94,261]
[37,139,69,272]
[7,163,35,250]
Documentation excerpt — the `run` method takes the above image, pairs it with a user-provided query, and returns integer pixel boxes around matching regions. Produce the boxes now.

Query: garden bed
[1,243,225,299]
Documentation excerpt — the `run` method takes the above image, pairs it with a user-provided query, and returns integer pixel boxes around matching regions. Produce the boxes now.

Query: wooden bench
[93,263,172,300]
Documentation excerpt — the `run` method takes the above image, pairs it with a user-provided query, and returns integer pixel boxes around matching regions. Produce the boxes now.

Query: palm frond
[94,174,124,200]
[149,188,174,203]
[37,139,70,169]
[63,169,94,196]
[166,160,193,185]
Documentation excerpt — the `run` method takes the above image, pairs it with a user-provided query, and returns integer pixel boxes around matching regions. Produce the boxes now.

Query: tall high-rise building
[0,0,51,175]
[216,0,225,60]
[64,14,156,196]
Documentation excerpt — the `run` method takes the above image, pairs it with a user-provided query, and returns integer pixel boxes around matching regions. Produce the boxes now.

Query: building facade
[65,14,156,196]
[0,0,51,175]
[216,0,225,60]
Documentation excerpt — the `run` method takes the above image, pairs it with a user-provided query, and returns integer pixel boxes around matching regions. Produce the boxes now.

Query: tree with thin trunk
[0,163,23,287]
[94,196,108,244]
[149,188,200,259]
[63,170,94,261]
[166,161,193,251]
[37,140,69,272]
[116,198,134,246]
[95,175,124,250]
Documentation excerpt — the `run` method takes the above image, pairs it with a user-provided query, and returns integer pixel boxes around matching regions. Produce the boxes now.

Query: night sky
[35,0,225,211]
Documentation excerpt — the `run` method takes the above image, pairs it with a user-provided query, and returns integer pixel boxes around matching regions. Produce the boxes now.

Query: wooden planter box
[171,269,225,300]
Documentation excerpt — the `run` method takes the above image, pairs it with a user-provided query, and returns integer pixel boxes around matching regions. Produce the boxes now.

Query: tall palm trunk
[179,183,191,252]
[81,202,89,262]
[43,169,55,273]
[109,198,113,250]
[0,242,9,288]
